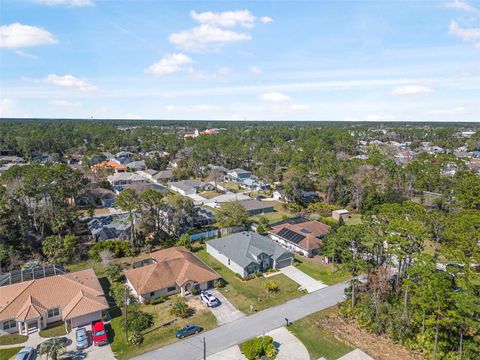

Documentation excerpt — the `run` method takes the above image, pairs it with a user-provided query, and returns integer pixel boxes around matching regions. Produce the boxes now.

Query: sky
[0,0,479,121]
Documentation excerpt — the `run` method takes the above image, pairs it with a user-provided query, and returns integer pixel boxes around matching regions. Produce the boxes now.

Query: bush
[215,278,226,288]
[105,263,123,283]
[127,310,154,332]
[89,240,135,261]
[255,272,263,277]
[169,301,190,318]
[241,336,277,360]
[110,283,136,307]
[191,287,200,296]
[128,332,143,346]
[150,295,166,305]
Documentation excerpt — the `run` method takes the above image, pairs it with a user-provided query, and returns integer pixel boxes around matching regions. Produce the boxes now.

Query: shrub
[110,283,136,307]
[150,295,166,305]
[241,336,276,360]
[127,310,154,332]
[191,287,200,296]
[105,263,123,283]
[255,272,263,278]
[215,278,226,288]
[169,301,190,318]
[262,280,279,293]
[128,332,143,346]
[89,240,135,261]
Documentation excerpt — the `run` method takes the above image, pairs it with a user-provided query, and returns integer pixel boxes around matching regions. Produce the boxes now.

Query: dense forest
[0,119,479,359]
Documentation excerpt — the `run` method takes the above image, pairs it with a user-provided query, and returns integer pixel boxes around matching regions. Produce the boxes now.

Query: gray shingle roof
[207,232,292,267]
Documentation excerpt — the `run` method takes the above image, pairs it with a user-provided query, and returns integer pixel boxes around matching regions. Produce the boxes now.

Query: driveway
[133,281,347,360]
[280,266,327,293]
[208,289,245,325]
[267,327,309,360]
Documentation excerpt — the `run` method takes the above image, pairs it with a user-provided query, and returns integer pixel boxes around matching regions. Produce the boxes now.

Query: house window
[228,259,231,265]
[48,308,60,318]
[149,292,156,297]
[3,319,16,330]
[167,286,176,292]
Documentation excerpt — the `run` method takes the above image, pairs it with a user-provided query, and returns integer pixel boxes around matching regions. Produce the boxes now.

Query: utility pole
[203,337,206,360]
[124,286,128,340]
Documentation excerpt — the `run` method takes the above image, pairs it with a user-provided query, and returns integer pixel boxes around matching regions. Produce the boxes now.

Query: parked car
[14,347,35,360]
[176,324,202,339]
[200,291,219,307]
[91,320,108,346]
[76,327,89,349]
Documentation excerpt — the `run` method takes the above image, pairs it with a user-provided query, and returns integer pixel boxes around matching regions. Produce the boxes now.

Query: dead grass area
[186,296,206,312]
[317,309,425,360]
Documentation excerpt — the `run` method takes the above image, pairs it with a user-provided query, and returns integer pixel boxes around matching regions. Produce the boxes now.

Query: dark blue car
[176,324,202,339]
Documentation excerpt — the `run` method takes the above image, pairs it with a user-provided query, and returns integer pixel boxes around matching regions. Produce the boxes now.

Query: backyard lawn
[219,182,242,193]
[198,190,224,199]
[0,334,28,345]
[194,246,304,313]
[0,347,22,360]
[344,213,362,226]
[294,256,349,285]
[250,200,295,225]
[289,307,354,360]
[110,297,216,360]
[39,321,68,338]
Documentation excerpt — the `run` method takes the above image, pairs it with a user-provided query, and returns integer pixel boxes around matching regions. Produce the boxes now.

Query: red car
[91,320,108,346]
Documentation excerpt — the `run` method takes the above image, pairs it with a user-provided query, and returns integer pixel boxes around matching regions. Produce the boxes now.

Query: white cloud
[259,92,292,103]
[145,53,194,76]
[35,0,94,6]
[50,100,82,109]
[0,98,14,116]
[449,20,480,46]
[250,66,262,74]
[391,85,432,95]
[42,74,97,91]
[190,10,256,28]
[260,16,273,24]
[189,104,221,112]
[444,1,478,12]
[0,23,58,49]
[169,24,251,52]
[164,105,176,111]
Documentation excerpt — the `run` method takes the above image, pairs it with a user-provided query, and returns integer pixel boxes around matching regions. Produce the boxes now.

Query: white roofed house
[170,179,214,196]
[107,172,148,187]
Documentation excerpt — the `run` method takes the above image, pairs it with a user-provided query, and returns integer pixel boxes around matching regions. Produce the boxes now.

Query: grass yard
[220,182,242,193]
[289,307,354,360]
[110,297,216,360]
[194,246,304,313]
[0,334,28,345]
[66,260,106,277]
[250,200,295,225]
[344,213,362,226]
[0,347,22,360]
[39,321,68,338]
[295,256,349,285]
[198,190,224,199]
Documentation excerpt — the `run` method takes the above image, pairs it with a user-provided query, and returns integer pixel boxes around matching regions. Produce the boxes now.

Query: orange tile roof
[271,221,331,251]
[91,160,126,171]
[125,247,220,295]
[0,269,108,322]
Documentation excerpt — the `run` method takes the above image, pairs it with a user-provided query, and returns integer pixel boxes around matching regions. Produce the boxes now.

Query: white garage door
[71,311,102,328]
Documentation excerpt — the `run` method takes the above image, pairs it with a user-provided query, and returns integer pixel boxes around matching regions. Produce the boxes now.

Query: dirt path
[317,311,425,360]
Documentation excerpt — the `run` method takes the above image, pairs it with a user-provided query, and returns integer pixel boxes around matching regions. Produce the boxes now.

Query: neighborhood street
[133,281,347,360]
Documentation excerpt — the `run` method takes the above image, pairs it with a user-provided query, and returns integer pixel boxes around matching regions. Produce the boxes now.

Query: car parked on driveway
[200,291,219,307]
[91,320,108,346]
[76,327,89,349]
[176,324,202,339]
[14,347,35,360]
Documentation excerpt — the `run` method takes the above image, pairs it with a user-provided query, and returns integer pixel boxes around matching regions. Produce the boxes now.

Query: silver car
[76,327,89,349]
[14,347,35,360]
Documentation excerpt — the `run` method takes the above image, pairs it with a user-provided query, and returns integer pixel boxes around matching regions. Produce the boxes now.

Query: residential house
[225,168,252,183]
[272,189,318,204]
[269,220,331,257]
[206,232,294,278]
[137,169,159,181]
[126,160,146,171]
[107,172,148,187]
[170,179,213,196]
[88,214,132,241]
[91,160,126,173]
[239,199,274,215]
[152,169,173,183]
[332,209,350,221]
[76,187,116,208]
[0,268,108,335]
[194,207,216,227]
[125,247,220,303]
[115,151,133,164]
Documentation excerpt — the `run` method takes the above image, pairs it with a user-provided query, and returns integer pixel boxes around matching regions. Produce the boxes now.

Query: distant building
[88,214,132,241]
[332,209,350,221]
[238,199,274,215]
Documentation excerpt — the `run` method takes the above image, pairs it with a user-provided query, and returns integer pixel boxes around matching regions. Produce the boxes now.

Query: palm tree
[40,338,66,360]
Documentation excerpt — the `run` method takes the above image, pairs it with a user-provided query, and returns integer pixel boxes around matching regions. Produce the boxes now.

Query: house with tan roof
[124,247,220,303]
[269,220,331,257]
[0,269,108,335]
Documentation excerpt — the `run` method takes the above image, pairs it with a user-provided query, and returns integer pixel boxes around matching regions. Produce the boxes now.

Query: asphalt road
[133,281,347,360]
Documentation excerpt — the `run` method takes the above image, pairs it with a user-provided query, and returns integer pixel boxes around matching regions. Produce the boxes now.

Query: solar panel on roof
[277,228,305,245]
[299,228,311,234]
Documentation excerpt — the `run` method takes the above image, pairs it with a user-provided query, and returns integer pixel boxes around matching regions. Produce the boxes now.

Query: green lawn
[250,200,295,225]
[194,246,304,313]
[66,260,106,277]
[39,321,68,338]
[344,213,362,226]
[289,308,354,360]
[198,190,224,199]
[0,347,22,360]
[110,298,216,360]
[220,182,242,193]
[0,334,28,345]
[294,256,349,285]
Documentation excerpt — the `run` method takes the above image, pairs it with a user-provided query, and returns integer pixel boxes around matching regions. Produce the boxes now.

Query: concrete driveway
[268,327,309,360]
[280,266,327,293]
[207,289,245,325]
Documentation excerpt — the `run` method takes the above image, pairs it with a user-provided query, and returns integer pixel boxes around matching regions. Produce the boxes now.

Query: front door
[27,320,38,332]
